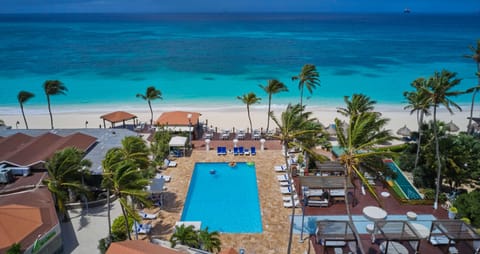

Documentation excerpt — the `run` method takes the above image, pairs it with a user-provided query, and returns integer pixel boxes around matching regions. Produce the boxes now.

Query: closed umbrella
[445,121,459,132]
[396,125,411,137]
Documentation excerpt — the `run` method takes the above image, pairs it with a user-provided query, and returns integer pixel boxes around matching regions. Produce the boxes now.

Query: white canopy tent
[169,136,188,157]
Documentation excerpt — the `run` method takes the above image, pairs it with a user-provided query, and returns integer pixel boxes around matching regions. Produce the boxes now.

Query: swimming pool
[292,214,437,234]
[384,159,423,200]
[180,162,262,233]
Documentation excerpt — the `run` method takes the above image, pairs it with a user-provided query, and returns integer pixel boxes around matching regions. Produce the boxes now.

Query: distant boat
[404,8,411,14]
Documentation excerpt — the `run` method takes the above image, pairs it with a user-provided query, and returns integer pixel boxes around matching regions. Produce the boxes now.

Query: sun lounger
[274,165,287,172]
[283,199,300,208]
[164,159,177,167]
[428,235,453,245]
[155,173,171,182]
[250,146,256,155]
[307,199,329,207]
[132,222,152,234]
[280,185,295,194]
[277,174,289,182]
[279,181,291,187]
[233,147,239,155]
[217,146,227,155]
[238,146,244,155]
[283,194,299,202]
[138,210,158,219]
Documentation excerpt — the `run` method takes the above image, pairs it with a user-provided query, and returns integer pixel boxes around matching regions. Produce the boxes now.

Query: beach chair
[217,146,222,155]
[283,199,300,208]
[238,146,244,155]
[277,174,289,182]
[274,165,287,172]
[221,146,227,155]
[132,222,152,234]
[280,185,295,194]
[283,194,299,202]
[164,159,177,167]
[233,147,239,156]
[250,146,256,155]
[138,210,158,219]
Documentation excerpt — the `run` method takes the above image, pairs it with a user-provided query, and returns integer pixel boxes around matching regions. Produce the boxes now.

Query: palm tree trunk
[107,189,112,243]
[344,172,364,254]
[285,143,296,254]
[20,104,29,129]
[266,94,272,132]
[47,95,54,129]
[467,89,477,134]
[148,100,153,126]
[247,105,253,133]
[299,86,304,109]
[433,106,442,210]
[120,201,132,240]
[414,112,424,170]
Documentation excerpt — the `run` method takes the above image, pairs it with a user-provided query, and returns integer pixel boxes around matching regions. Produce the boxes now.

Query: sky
[0,0,479,13]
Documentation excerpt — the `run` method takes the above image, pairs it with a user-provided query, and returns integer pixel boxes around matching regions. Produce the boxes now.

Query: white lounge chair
[274,165,287,172]
[132,222,152,234]
[283,194,299,202]
[277,174,289,182]
[280,185,295,194]
[283,199,300,208]
[164,159,177,167]
[155,173,171,182]
[279,181,291,187]
[428,235,453,245]
[138,210,158,219]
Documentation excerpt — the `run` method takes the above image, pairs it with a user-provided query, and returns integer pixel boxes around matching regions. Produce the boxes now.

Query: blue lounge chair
[233,147,239,156]
[217,146,223,155]
[250,146,256,155]
[221,146,227,155]
[238,146,244,155]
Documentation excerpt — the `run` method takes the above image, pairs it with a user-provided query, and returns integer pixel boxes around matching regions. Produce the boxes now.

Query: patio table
[411,223,429,239]
[363,206,387,243]
[379,241,408,254]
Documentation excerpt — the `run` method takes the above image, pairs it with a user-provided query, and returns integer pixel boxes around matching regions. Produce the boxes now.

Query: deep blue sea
[0,13,479,114]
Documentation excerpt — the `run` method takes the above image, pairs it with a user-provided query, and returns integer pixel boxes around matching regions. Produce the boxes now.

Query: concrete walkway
[61,200,123,254]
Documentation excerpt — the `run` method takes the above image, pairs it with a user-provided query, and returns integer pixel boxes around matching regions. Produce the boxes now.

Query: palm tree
[335,94,395,253]
[237,92,261,132]
[43,80,67,129]
[136,86,162,126]
[170,224,199,248]
[197,227,221,253]
[102,136,151,240]
[337,94,376,117]
[420,70,464,210]
[43,147,92,221]
[259,79,288,133]
[17,91,34,129]
[270,104,323,254]
[291,64,320,109]
[465,40,480,134]
[403,78,431,171]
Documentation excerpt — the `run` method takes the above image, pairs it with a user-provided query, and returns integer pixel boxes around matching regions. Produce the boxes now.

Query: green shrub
[111,215,135,241]
[6,243,21,254]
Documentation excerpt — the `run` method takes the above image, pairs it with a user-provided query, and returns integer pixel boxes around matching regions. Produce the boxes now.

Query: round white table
[411,223,429,239]
[379,241,408,254]
[363,206,388,221]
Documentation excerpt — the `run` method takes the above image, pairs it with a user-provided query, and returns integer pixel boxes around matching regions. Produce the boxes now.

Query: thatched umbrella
[445,121,459,132]
[396,125,411,137]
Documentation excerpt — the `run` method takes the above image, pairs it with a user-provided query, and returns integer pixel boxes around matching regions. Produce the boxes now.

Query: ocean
[0,13,479,115]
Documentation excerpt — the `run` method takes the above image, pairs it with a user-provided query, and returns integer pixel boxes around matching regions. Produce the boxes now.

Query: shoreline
[1,103,474,134]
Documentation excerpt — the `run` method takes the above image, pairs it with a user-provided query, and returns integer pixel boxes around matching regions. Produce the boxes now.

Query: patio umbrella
[445,121,459,132]
[396,125,411,137]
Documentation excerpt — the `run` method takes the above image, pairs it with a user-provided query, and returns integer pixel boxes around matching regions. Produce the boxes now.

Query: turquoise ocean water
[0,13,479,114]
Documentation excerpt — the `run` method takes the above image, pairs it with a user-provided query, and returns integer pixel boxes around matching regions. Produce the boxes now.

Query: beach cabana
[100,111,137,128]
[299,176,354,204]
[169,136,187,157]
[428,219,480,253]
[374,220,423,253]
[315,220,358,253]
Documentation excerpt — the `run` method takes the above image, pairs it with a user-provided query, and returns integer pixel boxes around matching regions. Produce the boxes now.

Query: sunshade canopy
[299,176,354,189]
[169,136,187,147]
[107,240,182,254]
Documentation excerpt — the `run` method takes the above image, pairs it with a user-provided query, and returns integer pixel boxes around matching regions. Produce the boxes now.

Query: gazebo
[169,136,187,157]
[315,220,358,253]
[374,220,423,253]
[428,219,480,253]
[100,111,137,128]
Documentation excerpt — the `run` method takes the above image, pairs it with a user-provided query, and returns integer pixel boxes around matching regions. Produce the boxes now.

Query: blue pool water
[292,214,437,234]
[180,162,262,233]
[385,160,423,200]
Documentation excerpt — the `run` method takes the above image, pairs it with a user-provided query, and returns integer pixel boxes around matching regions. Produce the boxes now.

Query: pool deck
[144,139,460,254]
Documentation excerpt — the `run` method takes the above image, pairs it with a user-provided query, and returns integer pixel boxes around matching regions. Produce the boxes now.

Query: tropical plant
[237,92,261,132]
[403,78,431,171]
[17,90,34,129]
[454,191,480,227]
[111,215,135,241]
[291,64,320,109]
[6,243,21,254]
[270,103,323,254]
[43,80,67,129]
[43,147,92,221]
[259,79,288,133]
[150,127,172,165]
[337,93,376,117]
[197,227,221,253]
[465,40,480,134]
[102,136,151,240]
[420,70,464,210]
[170,224,199,248]
[136,86,162,126]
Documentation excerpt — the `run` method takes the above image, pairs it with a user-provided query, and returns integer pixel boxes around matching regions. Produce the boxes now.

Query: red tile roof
[156,111,201,126]
[100,111,137,123]
[0,132,97,167]
[106,240,182,254]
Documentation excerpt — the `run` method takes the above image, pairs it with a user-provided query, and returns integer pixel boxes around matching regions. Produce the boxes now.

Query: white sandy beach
[1,104,474,135]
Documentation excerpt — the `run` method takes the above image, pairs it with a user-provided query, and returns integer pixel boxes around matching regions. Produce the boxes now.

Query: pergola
[315,220,358,253]
[429,219,480,253]
[314,161,346,175]
[169,136,187,157]
[299,176,354,190]
[100,111,137,128]
[374,220,423,253]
